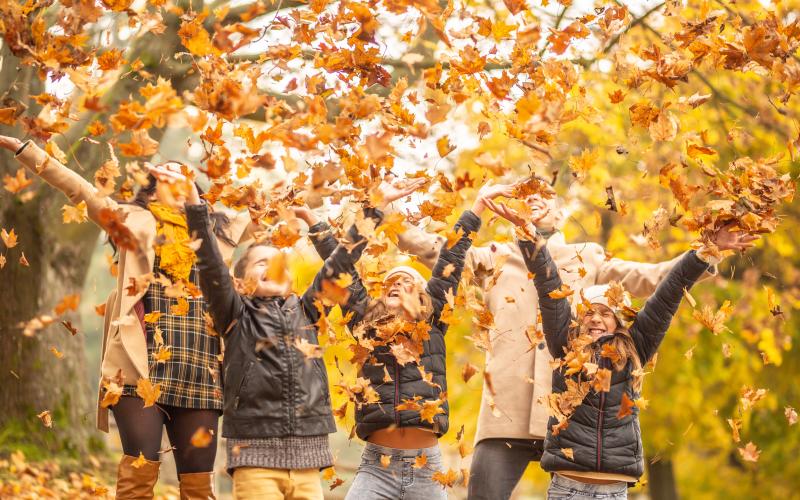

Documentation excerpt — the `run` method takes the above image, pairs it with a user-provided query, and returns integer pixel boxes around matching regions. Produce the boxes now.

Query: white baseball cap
[384,266,428,288]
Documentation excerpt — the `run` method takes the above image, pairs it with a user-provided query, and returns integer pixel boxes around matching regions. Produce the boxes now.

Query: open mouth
[388,290,401,298]
[589,328,607,336]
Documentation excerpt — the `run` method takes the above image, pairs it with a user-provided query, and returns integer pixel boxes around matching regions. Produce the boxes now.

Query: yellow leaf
[420,398,445,423]
[62,201,88,224]
[295,338,324,358]
[561,448,574,460]
[413,454,428,468]
[376,212,407,245]
[436,136,456,157]
[171,297,189,316]
[131,452,148,469]
[153,345,172,363]
[49,346,64,359]
[136,378,161,408]
[144,311,162,323]
[380,455,391,468]
[1,228,18,248]
[3,168,33,194]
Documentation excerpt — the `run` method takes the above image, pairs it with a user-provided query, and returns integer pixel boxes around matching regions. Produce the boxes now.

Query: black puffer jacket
[518,239,710,479]
[311,210,481,440]
[186,203,374,439]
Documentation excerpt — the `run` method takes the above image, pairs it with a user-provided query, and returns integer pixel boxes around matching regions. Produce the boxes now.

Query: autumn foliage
[1,0,799,496]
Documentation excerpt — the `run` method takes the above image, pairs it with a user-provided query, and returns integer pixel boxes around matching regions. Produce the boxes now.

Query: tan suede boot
[115,454,160,499]
[178,472,217,500]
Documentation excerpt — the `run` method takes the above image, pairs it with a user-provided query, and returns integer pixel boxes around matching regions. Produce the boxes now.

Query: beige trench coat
[15,143,252,432]
[396,215,713,443]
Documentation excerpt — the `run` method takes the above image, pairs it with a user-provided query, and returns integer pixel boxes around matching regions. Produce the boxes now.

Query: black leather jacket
[519,239,710,480]
[186,203,377,439]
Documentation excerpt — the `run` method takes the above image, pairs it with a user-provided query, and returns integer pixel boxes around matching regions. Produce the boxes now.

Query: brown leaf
[190,426,214,448]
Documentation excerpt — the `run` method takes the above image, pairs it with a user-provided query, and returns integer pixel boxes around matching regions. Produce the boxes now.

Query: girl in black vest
[485,198,757,499]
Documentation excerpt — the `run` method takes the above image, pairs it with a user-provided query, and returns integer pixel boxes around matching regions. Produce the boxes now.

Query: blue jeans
[547,474,628,499]
[344,443,447,500]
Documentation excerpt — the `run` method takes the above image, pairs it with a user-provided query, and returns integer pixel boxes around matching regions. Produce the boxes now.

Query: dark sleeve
[518,238,572,358]
[185,203,243,336]
[308,221,338,260]
[629,250,712,363]
[301,208,383,328]
[426,210,481,328]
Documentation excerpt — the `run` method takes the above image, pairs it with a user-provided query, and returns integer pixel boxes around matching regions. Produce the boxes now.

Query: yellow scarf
[149,203,196,282]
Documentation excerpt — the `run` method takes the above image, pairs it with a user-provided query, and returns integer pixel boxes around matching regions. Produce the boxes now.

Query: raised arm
[518,238,573,358]
[1,137,120,225]
[185,200,243,337]
[301,207,383,328]
[426,210,481,326]
[596,251,715,297]
[628,251,710,362]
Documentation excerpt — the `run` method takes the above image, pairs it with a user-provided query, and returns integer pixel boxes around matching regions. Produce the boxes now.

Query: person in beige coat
[1,135,253,499]
[390,179,714,500]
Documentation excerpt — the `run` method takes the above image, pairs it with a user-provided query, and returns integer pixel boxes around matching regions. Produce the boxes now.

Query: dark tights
[112,396,220,475]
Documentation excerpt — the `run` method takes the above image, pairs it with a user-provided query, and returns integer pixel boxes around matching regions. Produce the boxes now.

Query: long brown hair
[358,282,434,327]
[571,321,644,392]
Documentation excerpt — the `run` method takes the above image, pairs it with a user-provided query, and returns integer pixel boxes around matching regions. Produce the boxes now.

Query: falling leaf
[548,284,574,299]
[49,346,64,359]
[380,454,391,468]
[561,448,574,460]
[171,297,189,316]
[36,410,53,428]
[153,345,172,363]
[738,442,760,462]
[136,378,161,408]
[420,398,446,423]
[2,228,18,249]
[19,252,29,267]
[785,407,798,426]
[60,320,79,336]
[413,454,427,468]
[62,201,88,224]
[461,363,478,383]
[432,468,459,487]
[131,453,148,468]
[54,294,80,315]
[3,168,33,194]
[617,393,635,419]
[295,338,324,358]
[190,427,214,448]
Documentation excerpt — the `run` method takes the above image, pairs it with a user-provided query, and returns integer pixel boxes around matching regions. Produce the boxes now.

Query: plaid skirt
[122,256,223,410]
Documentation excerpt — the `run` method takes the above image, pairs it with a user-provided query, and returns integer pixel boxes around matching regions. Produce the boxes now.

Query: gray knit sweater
[226,435,333,473]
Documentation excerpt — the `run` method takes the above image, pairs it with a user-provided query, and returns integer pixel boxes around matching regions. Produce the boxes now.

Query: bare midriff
[368,427,438,449]
[556,471,636,484]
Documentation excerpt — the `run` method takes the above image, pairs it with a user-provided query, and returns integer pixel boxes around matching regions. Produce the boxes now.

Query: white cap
[384,266,428,288]
[581,284,632,323]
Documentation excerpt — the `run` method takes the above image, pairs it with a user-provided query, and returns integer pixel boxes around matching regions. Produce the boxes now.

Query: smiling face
[581,303,619,341]
[524,186,561,230]
[383,272,419,320]
[239,245,291,297]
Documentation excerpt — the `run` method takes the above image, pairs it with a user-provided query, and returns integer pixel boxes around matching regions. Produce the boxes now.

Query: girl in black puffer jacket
[486,199,757,499]
[311,182,511,499]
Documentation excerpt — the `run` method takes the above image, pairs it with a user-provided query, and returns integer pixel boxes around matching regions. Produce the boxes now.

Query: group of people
[1,134,758,500]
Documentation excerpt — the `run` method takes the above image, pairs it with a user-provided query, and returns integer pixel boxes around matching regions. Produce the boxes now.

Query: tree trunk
[647,458,679,500]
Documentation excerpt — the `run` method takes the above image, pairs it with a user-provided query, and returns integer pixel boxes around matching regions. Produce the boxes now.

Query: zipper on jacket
[279,301,295,433]
[596,391,605,471]
[394,360,400,426]
[234,360,254,409]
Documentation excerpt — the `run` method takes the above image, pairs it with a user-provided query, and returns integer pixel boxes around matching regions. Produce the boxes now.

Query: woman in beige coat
[1,135,252,499]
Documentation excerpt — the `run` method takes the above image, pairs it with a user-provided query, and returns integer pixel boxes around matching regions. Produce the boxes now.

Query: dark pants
[467,438,545,500]
[112,396,220,477]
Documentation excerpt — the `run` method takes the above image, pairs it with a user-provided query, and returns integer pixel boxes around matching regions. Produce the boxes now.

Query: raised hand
[374,176,427,208]
[0,135,24,153]
[483,198,527,227]
[148,163,201,205]
[291,205,320,226]
[710,222,760,252]
[472,180,515,215]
